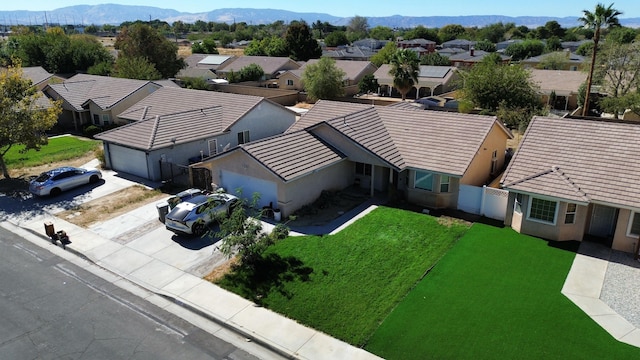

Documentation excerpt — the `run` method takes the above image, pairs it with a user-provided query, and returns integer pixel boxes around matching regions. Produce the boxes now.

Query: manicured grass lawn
[216,206,469,345]
[365,224,640,359]
[5,136,100,168]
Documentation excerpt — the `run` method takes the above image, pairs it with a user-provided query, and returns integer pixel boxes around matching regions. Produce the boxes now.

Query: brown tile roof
[501,116,640,208]
[299,59,376,81]
[117,87,265,130]
[373,65,456,88]
[46,74,155,111]
[216,56,300,76]
[21,66,53,86]
[529,69,587,95]
[287,100,510,176]
[240,131,346,181]
[95,107,224,150]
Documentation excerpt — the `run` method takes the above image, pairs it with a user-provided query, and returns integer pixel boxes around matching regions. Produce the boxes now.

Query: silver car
[165,193,239,236]
[29,166,102,196]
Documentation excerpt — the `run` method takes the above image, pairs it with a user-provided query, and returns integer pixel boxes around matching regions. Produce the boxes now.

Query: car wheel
[89,175,99,184]
[50,188,62,196]
[192,222,206,237]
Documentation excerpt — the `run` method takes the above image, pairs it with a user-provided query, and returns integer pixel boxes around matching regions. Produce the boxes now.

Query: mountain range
[1,4,640,29]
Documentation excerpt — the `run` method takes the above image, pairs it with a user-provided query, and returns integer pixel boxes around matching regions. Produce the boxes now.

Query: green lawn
[365,224,640,359]
[5,136,100,168]
[216,206,469,345]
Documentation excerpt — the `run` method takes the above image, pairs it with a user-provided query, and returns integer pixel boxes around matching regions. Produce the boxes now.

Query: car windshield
[35,173,52,182]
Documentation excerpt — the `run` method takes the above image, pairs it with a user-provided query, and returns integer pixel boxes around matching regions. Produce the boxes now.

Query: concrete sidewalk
[2,207,382,360]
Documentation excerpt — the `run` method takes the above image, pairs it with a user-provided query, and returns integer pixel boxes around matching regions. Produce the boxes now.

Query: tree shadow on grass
[218,253,313,305]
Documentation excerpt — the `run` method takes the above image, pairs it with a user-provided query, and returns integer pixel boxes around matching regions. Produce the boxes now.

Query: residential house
[43,74,162,131]
[215,56,300,82]
[193,100,512,214]
[437,47,466,58]
[397,38,436,56]
[94,87,296,181]
[352,38,390,51]
[529,69,587,111]
[21,66,64,90]
[441,39,477,51]
[448,48,511,68]
[177,53,236,81]
[277,59,377,96]
[561,40,591,52]
[521,51,586,71]
[501,116,640,254]
[322,46,376,61]
[496,39,523,52]
[374,65,459,99]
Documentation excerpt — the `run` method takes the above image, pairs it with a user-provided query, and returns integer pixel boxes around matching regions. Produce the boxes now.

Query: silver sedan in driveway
[29,166,102,196]
[165,193,239,236]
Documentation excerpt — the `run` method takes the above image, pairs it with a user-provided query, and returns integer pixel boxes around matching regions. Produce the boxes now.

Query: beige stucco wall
[509,194,588,241]
[406,171,459,209]
[277,72,301,90]
[612,208,639,253]
[461,122,509,186]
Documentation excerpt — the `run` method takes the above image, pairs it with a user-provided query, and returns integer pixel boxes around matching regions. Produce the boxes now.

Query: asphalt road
[0,226,263,360]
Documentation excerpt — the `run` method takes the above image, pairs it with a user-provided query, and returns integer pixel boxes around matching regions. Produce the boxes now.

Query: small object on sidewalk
[44,222,69,249]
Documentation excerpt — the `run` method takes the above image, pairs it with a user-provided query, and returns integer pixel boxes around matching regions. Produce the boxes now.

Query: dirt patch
[285,189,369,227]
[57,185,169,228]
[204,256,239,283]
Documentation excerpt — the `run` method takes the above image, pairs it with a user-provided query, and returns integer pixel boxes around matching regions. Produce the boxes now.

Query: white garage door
[220,170,277,209]
[108,144,148,179]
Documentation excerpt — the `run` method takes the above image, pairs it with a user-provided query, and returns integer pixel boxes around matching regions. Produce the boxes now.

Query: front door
[588,204,618,238]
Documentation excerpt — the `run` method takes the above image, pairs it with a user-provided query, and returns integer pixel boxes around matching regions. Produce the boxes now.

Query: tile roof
[501,116,640,208]
[522,51,586,64]
[529,69,587,95]
[239,131,346,181]
[287,100,509,176]
[46,74,155,111]
[95,107,225,150]
[216,56,300,75]
[21,66,53,86]
[373,65,456,88]
[299,59,376,81]
[117,87,264,130]
[448,50,510,62]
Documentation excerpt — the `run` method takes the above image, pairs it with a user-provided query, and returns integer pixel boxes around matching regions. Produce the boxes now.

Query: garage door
[220,170,277,209]
[108,144,149,179]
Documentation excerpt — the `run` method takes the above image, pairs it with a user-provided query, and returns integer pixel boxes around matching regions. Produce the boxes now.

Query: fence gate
[191,167,213,191]
[457,185,509,221]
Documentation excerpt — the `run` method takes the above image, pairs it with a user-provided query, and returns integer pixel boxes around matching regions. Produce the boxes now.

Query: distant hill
[1,4,639,28]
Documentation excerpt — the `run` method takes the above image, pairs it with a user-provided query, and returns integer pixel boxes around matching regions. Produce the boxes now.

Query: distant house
[501,116,640,254]
[496,39,524,51]
[323,46,376,61]
[374,65,459,99]
[215,56,300,81]
[42,74,163,131]
[529,69,587,110]
[448,48,511,68]
[21,66,64,90]
[352,38,390,51]
[94,87,297,181]
[277,59,377,96]
[561,39,591,52]
[521,51,586,71]
[441,39,477,51]
[437,47,466,58]
[193,100,512,214]
[177,54,236,81]
[397,38,436,55]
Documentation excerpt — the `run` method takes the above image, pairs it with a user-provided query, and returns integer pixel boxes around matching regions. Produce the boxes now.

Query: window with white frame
[490,150,498,175]
[237,130,250,144]
[628,212,640,237]
[440,175,450,192]
[355,162,372,176]
[565,203,577,224]
[514,193,524,214]
[286,79,294,86]
[415,171,433,191]
[528,197,557,224]
[208,139,218,156]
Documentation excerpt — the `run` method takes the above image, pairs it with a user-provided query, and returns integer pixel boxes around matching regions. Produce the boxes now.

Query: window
[528,197,557,224]
[208,139,218,156]
[565,203,577,224]
[286,79,294,86]
[628,212,640,237]
[415,171,433,191]
[514,193,524,214]
[355,162,371,176]
[440,175,450,193]
[93,114,100,125]
[237,130,250,144]
[490,150,498,175]
[102,114,110,125]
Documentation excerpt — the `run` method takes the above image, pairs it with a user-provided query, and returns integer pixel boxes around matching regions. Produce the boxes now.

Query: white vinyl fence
[457,185,509,221]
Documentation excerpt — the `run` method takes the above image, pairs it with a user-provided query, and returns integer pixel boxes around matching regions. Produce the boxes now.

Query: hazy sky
[2,1,639,18]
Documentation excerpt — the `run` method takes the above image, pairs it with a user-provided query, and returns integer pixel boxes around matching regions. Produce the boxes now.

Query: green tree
[370,41,397,67]
[181,77,209,90]
[244,39,266,56]
[238,63,265,82]
[504,39,545,61]
[358,73,379,94]
[84,25,99,34]
[475,39,496,52]
[0,64,62,178]
[191,36,219,54]
[113,56,162,80]
[302,57,346,101]
[420,52,451,66]
[575,41,594,56]
[389,49,420,101]
[460,57,541,114]
[324,31,349,47]
[369,26,394,40]
[438,24,466,43]
[115,23,185,78]
[476,22,507,43]
[606,26,638,44]
[545,36,563,52]
[405,25,439,43]
[536,51,570,70]
[594,41,640,118]
[347,15,369,41]
[285,21,321,61]
[578,3,622,116]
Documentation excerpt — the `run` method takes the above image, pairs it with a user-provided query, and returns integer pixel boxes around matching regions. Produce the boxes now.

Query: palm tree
[389,49,420,101]
[579,3,622,116]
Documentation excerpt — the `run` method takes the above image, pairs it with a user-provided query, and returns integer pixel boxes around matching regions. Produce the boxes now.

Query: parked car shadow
[171,224,223,250]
